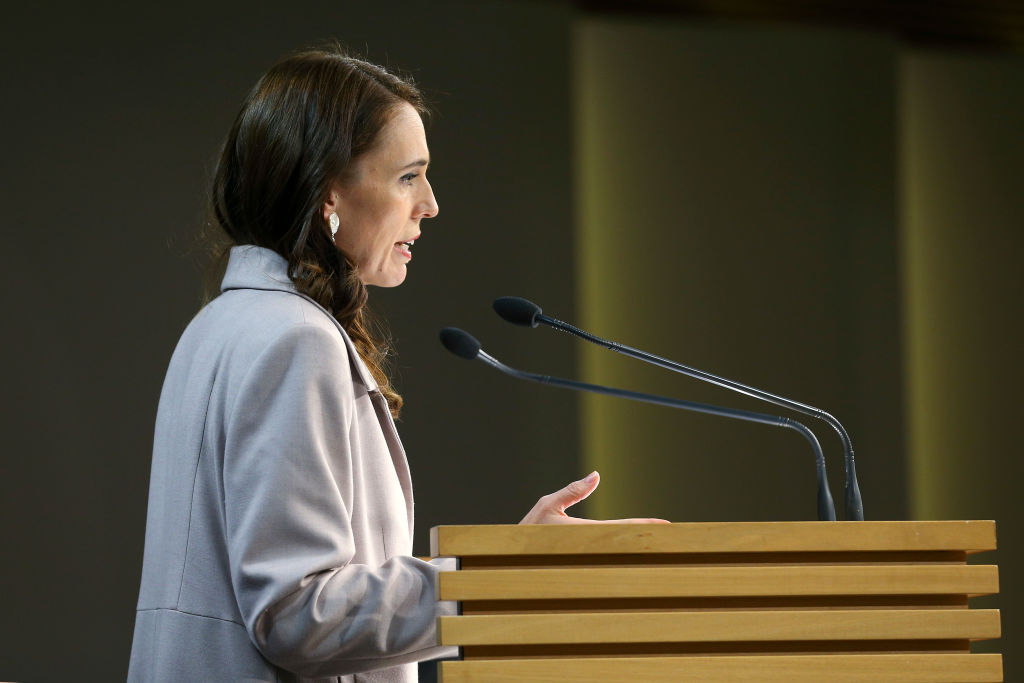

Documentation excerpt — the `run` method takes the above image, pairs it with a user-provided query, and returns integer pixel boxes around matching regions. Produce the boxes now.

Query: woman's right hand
[519,471,671,525]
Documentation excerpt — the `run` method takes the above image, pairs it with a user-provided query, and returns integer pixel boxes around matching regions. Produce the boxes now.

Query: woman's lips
[394,234,419,260]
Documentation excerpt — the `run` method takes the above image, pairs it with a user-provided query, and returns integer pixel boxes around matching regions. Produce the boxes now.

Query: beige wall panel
[902,48,1024,672]
[574,20,902,522]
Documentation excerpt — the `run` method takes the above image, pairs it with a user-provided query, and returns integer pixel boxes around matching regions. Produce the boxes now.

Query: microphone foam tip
[493,296,541,327]
[439,327,482,360]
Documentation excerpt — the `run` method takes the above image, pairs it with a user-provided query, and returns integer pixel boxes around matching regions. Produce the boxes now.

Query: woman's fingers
[549,471,600,512]
[583,517,672,524]
[519,471,672,525]
[519,471,598,524]
[532,515,671,525]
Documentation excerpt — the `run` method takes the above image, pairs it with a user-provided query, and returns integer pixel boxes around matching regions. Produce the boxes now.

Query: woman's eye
[400,172,419,185]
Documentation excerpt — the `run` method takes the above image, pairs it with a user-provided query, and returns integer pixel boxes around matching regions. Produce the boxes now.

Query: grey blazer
[129,246,455,682]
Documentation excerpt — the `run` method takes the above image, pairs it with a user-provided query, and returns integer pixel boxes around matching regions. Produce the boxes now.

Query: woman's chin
[363,266,408,288]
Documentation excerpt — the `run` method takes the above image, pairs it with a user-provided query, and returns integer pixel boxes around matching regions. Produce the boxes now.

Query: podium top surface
[430,521,996,557]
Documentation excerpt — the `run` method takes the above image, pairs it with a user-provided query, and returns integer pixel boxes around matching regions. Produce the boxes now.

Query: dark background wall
[1,2,1020,681]
[0,2,578,679]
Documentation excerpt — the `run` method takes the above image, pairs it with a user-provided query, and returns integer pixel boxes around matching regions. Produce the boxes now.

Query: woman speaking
[128,47,660,682]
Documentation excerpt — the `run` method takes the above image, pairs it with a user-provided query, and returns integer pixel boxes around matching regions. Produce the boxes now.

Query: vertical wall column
[902,49,1024,665]
[574,19,903,522]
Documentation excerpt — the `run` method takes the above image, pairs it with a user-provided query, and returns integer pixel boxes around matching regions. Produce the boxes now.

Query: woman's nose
[419,180,439,219]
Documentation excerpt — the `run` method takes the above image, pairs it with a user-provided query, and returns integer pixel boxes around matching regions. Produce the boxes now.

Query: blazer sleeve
[221,322,454,677]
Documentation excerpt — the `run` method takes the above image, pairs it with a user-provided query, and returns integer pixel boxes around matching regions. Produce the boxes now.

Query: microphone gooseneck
[493,296,863,521]
[440,327,837,522]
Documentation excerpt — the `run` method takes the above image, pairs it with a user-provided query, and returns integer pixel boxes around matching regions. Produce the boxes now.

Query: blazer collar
[220,245,379,392]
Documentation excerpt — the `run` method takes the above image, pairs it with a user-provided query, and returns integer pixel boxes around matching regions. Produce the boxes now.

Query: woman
[129,47,658,682]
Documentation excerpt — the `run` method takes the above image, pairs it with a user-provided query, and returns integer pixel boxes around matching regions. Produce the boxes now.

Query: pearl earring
[328,213,340,240]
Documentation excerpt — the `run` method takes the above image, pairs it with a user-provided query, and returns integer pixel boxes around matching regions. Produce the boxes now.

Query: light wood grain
[438,653,1003,682]
[430,521,996,556]
[439,564,998,600]
[437,609,1001,645]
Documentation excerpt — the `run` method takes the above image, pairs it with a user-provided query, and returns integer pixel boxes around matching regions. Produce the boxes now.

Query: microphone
[440,327,836,521]
[493,296,863,521]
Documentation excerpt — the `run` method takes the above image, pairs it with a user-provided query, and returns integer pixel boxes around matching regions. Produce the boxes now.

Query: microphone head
[439,327,481,360]
[493,296,542,328]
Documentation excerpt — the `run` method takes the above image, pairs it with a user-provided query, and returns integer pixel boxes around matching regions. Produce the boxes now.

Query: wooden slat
[439,653,1004,682]
[438,609,1001,646]
[458,594,971,614]
[439,564,999,600]
[459,639,974,658]
[456,550,971,569]
[430,521,996,557]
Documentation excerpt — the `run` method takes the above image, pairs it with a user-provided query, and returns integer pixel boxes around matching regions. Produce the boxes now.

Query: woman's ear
[322,185,342,221]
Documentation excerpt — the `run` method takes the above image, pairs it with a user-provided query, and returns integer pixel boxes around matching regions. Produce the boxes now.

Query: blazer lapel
[369,392,415,536]
[320,307,416,537]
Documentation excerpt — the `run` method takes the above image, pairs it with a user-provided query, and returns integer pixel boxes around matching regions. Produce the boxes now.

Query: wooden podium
[429,521,1001,682]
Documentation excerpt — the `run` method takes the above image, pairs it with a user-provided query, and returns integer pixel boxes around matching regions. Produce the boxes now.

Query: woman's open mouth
[395,239,415,258]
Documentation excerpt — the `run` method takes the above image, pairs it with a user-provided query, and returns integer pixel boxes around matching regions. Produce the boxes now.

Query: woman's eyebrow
[400,158,429,170]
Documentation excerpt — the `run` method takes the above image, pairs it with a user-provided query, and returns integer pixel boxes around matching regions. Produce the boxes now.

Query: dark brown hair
[211,47,428,417]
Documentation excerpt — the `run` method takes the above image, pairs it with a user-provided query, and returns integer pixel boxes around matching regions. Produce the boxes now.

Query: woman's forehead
[376,103,429,162]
